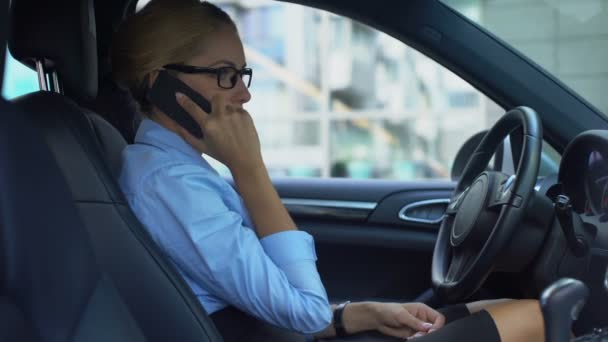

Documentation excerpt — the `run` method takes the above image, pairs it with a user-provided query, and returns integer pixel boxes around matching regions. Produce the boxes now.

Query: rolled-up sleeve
[260,231,328,293]
[143,163,332,334]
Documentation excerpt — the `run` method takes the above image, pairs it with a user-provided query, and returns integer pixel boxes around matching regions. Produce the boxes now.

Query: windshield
[442,0,608,116]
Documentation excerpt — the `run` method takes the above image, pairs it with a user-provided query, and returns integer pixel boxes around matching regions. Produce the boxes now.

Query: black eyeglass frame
[163,64,253,89]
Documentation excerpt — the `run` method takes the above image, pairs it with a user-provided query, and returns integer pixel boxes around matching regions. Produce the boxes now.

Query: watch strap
[333,301,351,337]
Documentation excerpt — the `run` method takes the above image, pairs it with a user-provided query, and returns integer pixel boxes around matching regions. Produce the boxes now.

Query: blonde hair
[111,0,236,113]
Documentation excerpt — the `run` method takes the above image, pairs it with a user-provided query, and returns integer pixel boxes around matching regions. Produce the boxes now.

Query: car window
[501,137,560,178]
[442,0,608,117]
[188,1,511,181]
[2,49,38,99]
[540,141,560,177]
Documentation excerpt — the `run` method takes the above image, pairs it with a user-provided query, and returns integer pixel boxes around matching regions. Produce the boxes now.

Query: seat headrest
[8,0,98,100]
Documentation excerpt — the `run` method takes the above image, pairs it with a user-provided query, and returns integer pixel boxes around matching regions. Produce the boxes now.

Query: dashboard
[560,130,608,222]
[584,151,608,217]
[557,130,608,252]
[555,130,608,333]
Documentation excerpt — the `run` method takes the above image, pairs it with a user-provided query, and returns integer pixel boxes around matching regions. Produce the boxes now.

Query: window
[443,0,608,117]
[540,141,561,178]
[208,2,505,181]
[2,49,38,99]
[137,1,560,181]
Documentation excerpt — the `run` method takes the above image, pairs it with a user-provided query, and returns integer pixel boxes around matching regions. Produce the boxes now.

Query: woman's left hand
[370,302,445,339]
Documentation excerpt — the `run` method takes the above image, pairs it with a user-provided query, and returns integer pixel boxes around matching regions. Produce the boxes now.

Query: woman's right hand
[175,92,263,171]
[175,92,298,240]
[369,302,445,339]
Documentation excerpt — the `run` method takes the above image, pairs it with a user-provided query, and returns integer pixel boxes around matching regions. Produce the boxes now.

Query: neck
[149,110,182,136]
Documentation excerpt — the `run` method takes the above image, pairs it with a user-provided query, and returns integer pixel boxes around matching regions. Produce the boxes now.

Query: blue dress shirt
[118,118,332,334]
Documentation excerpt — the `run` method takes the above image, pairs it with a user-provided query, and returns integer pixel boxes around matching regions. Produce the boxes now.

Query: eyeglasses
[164,64,252,89]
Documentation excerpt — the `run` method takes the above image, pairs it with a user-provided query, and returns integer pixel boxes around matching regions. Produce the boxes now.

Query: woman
[113,1,545,341]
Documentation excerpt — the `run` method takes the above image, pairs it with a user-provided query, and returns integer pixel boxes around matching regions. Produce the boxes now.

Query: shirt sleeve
[143,163,332,334]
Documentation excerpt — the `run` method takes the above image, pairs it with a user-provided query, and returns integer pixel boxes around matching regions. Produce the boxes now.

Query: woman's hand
[370,302,445,339]
[175,92,263,171]
[314,301,445,340]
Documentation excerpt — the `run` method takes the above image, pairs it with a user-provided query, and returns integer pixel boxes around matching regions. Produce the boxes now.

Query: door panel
[273,177,455,303]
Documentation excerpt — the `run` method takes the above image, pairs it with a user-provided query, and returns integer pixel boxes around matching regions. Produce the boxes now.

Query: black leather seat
[0,83,150,342]
[6,0,222,341]
[0,1,147,340]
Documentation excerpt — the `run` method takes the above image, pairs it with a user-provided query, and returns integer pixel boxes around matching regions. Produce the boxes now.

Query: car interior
[1,0,607,341]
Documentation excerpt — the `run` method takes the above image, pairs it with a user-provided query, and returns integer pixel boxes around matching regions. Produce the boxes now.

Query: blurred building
[1,0,510,180]
[447,0,608,119]
[214,0,495,179]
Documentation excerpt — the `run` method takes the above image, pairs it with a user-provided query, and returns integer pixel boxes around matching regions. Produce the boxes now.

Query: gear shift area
[541,278,589,342]
[545,269,608,342]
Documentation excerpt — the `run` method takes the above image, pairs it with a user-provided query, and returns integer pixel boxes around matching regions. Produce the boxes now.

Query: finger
[377,325,416,340]
[419,305,445,329]
[431,313,445,330]
[175,125,199,145]
[408,303,444,330]
[396,310,433,332]
[176,125,208,153]
[228,107,253,128]
[176,92,210,127]
[236,108,255,126]
[407,331,427,340]
[210,93,228,116]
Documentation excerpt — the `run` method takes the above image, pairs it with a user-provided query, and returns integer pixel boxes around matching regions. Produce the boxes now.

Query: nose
[232,77,251,105]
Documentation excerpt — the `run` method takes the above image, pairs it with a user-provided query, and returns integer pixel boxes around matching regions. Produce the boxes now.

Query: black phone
[147,69,211,139]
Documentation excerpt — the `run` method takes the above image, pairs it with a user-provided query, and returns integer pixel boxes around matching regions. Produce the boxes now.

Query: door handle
[398,199,450,224]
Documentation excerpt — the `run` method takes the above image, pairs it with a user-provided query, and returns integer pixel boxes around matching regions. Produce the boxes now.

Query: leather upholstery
[6,0,223,340]
[84,108,129,179]
[0,98,147,342]
[14,80,223,342]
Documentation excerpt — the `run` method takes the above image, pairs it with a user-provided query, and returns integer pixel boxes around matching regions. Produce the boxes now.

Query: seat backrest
[1,9,147,336]
[0,97,150,342]
[7,1,222,341]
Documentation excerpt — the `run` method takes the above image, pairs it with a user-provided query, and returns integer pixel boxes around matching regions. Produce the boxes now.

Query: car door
[275,178,454,303]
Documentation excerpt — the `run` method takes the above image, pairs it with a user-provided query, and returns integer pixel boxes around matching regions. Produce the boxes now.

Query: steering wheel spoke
[445,187,470,215]
[486,175,523,210]
[446,247,475,283]
[487,189,511,209]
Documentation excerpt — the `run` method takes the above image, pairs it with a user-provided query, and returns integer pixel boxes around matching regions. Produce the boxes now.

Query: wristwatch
[333,301,351,337]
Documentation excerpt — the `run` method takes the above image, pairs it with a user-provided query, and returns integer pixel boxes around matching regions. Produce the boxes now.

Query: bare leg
[468,299,545,342]
[465,298,513,314]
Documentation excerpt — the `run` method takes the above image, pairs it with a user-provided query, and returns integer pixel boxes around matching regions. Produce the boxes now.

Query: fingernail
[176,92,184,101]
[421,322,433,329]
[407,332,425,340]
[428,329,436,333]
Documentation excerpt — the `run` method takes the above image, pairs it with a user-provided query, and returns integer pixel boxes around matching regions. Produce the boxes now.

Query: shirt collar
[134,118,205,161]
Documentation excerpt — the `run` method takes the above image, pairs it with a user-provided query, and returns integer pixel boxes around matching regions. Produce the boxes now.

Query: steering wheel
[432,106,542,303]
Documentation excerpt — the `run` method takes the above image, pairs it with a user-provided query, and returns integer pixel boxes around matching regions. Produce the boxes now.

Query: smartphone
[147,69,211,139]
